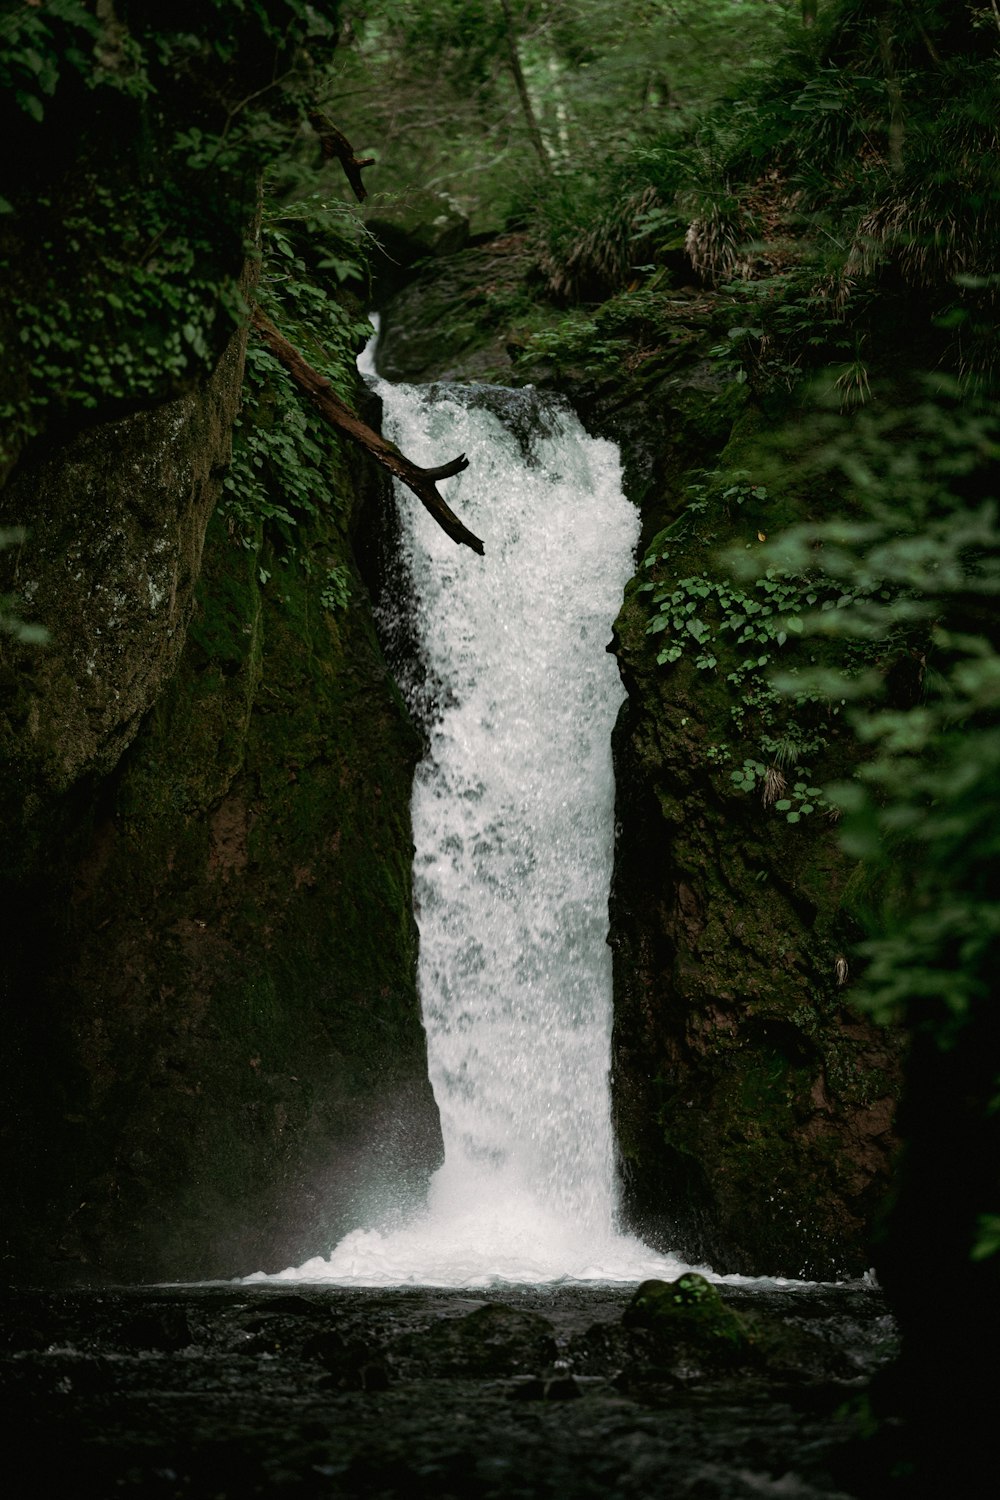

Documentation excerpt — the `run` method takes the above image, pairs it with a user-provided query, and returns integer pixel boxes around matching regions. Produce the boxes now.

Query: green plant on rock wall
[319,563,351,613]
[0,1,340,477]
[513,279,701,383]
[638,495,890,822]
[223,192,373,559]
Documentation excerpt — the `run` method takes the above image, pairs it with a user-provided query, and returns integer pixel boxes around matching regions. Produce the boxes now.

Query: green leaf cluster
[222,192,372,588]
[755,390,1000,1054]
[638,516,870,815]
[0,1,340,476]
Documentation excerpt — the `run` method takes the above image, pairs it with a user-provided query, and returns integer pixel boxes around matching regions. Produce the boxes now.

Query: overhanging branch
[308,113,375,202]
[251,309,484,555]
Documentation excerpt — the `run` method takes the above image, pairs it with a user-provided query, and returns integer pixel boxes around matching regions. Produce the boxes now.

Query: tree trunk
[499,0,552,173]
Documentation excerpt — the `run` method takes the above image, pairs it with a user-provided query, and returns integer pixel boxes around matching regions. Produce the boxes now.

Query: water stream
[251,329,706,1287]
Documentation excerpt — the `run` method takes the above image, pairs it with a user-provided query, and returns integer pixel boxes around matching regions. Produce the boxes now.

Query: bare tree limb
[308,112,376,201]
[251,309,484,555]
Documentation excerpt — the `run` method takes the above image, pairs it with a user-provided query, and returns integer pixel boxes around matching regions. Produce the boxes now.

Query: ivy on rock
[1,2,483,557]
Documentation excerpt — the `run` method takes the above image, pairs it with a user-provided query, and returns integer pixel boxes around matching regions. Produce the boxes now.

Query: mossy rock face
[0,418,442,1283]
[375,234,535,384]
[601,394,903,1280]
[366,190,470,302]
[0,324,248,825]
[526,286,903,1278]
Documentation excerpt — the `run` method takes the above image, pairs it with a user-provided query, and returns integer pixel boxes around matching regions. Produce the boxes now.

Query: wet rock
[0,1284,897,1498]
[118,1307,194,1354]
[375,235,533,383]
[567,1317,649,1379]
[367,190,470,298]
[391,1301,556,1377]
[605,385,904,1280]
[545,1374,583,1400]
[509,1372,583,1402]
[508,1374,548,1401]
[623,1274,752,1370]
[301,1327,390,1390]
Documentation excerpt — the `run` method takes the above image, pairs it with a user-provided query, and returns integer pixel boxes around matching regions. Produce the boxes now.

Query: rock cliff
[0,336,442,1284]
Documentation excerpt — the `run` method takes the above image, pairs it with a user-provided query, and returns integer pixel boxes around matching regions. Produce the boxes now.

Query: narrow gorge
[2,3,997,1494]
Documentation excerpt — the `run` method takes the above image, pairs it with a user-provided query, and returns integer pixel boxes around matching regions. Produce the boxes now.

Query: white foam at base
[247,1157,705,1286]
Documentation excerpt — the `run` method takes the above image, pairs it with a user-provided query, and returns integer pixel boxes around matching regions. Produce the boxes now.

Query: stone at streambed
[390,1303,556,1378]
[622,1275,751,1364]
[509,1373,583,1402]
[621,1278,854,1387]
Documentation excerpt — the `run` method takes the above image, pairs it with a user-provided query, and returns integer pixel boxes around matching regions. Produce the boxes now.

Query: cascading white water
[248,327,706,1287]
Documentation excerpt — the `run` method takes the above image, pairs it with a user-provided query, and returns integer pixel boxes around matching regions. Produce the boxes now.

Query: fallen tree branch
[251,309,484,555]
[308,112,375,202]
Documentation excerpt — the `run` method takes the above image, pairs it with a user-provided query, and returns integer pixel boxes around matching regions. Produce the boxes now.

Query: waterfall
[248,326,702,1286]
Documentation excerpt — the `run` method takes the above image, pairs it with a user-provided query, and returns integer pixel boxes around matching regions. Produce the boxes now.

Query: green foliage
[973,1214,1000,1263]
[334,0,794,235]
[513,0,998,399]
[320,563,352,613]
[637,484,874,819]
[748,385,1000,1046]
[512,277,700,381]
[0,0,147,121]
[730,757,828,823]
[0,1,340,474]
[0,2,333,126]
[223,193,372,561]
[4,179,246,434]
[527,175,664,303]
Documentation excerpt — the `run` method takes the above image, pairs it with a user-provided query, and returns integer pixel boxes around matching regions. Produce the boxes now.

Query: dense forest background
[1,0,998,1486]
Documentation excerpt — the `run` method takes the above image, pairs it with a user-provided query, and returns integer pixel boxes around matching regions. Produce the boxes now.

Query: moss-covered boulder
[623,1274,750,1365]
[375,234,535,384]
[366,189,470,302]
[620,1276,873,1389]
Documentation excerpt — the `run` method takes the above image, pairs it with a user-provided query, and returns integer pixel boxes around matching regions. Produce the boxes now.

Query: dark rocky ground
[1,1280,900,1499]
